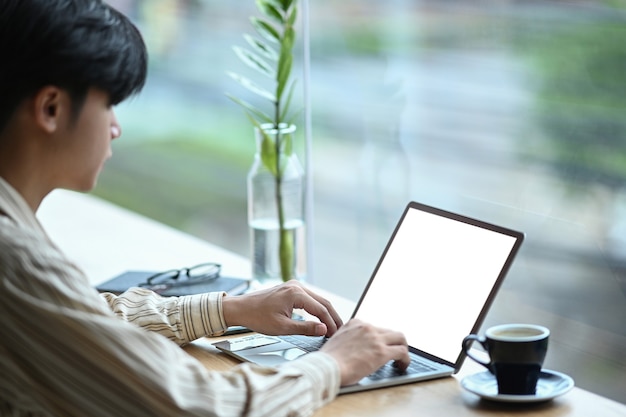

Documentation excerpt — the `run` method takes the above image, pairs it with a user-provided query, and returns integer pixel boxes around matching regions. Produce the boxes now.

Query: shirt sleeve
[0,222,341,417]
[101,288,229,345]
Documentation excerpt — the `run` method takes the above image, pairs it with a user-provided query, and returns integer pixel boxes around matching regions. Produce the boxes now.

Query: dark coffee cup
[462,323,549,395]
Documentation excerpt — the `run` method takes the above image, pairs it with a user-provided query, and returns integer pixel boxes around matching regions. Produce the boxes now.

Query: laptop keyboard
[278,335,327,352]
[278,335,438,378]
[368,359,436,380]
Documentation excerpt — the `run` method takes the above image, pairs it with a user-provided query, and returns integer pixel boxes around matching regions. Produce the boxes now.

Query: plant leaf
[243,34,278,61]
[276,53,292,100]
[276,26,295,100]
[276,26,296,99]
[287,5,297,25]
[225,93,273,124]
[246,117,279,175]
[233,46,274,78]
[279,0,294,12]
[282,25,296,53]
[260,130,278,176]
[281,80,297,119]
[227,71,276,102]
[251,17,280,44]
[256,0,282,23]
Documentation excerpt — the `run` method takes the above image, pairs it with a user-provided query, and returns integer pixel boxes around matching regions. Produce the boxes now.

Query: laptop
[213,201,524,394]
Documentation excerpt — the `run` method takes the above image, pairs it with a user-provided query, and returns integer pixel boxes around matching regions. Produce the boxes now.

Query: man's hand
[320,319,411,386]
[222,281,343,337]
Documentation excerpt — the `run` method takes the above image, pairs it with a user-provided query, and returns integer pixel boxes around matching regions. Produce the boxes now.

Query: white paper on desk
[223,335,281,352]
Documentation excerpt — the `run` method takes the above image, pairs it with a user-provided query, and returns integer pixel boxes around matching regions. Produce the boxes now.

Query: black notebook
[96,270,251,296]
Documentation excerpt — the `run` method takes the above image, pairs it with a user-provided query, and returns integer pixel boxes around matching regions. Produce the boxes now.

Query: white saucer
[460,369,575,403]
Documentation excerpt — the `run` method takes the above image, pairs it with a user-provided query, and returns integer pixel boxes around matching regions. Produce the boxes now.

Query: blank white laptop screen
[353,204,519,365]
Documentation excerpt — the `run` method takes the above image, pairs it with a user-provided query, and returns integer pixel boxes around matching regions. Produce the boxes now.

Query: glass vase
[247,123,305,285]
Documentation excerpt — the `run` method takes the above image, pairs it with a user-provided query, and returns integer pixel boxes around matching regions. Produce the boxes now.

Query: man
[0,1,410,416]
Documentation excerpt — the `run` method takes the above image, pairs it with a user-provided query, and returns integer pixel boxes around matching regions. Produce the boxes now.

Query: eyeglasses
[139,262,221,292]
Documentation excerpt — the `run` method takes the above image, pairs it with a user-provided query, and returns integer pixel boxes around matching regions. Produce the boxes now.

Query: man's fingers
[280,281,343,335]
[288,320,328,337]
[295,293,341,336]
[390,345,411,371]
[382,328,408,347]
[302,287,344,329]
[379,328,410,370]
[371,333,410,372]
[276,312,328,336]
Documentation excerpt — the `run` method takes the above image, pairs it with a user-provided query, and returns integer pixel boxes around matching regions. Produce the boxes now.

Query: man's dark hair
[0,0,148,133]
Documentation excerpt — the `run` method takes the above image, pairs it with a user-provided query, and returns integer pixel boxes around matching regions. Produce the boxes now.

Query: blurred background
[102,0,625,403]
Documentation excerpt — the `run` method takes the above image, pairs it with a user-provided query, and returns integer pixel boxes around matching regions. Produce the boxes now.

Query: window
[307,0,626,403]
[102,0,624,403]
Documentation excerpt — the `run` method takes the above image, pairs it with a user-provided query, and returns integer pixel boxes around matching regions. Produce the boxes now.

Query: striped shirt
[0,177,340,417]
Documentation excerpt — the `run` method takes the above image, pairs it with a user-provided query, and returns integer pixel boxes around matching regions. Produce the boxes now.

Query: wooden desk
[185,285,624,417]
[38,190,626,417]
[187,325,625,417]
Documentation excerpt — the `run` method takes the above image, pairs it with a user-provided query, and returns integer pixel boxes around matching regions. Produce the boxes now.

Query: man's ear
[32,86,67,133]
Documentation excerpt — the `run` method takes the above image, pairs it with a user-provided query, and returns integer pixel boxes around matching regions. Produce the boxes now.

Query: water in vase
[250,217,304,283]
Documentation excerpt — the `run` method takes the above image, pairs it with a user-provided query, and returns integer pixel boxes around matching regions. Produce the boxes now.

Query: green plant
[227,0,300,281]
